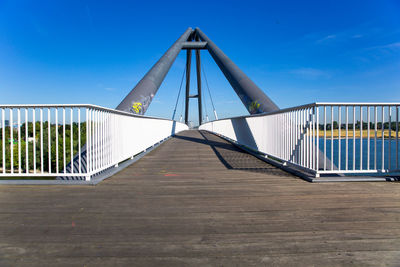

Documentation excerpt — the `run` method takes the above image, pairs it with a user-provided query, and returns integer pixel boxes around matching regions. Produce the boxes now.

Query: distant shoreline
[317,129,395,139]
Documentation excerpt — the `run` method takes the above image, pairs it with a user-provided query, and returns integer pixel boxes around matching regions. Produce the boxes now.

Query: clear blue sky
[0,0,399,124]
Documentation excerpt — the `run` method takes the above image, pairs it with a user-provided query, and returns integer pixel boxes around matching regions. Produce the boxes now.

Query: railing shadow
[230,118,258,151]
[183,131,291,176]
[173,134,240,153]
[58,146,88,180]
[286,116,336,171]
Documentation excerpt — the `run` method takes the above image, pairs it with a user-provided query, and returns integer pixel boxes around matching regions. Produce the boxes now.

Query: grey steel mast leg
[185,49,192,125]
[117,28,193,114]
[196,48,202,126]
[195,27,278,114]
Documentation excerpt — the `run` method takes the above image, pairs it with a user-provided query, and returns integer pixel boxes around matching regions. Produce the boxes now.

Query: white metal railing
[199,103,400,177]
[0,104,188,180]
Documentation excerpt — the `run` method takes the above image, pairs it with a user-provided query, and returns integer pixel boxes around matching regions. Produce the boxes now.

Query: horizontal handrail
[210,102,400,121]
[0,104,179,122]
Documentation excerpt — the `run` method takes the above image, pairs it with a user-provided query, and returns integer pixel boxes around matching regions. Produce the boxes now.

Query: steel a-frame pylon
[116,27,279,125]
[183,30,204,125]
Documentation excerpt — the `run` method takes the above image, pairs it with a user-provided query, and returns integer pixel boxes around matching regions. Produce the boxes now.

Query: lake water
[319,138,399,171]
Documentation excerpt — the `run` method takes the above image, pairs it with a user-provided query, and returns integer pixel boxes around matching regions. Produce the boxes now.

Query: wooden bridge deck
[1,130,400,266]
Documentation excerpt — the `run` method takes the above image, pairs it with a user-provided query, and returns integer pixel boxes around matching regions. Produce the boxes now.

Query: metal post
[184,49,192,125]
[195,47,202,126]
[117,28,193,114]
[195,27,279,114]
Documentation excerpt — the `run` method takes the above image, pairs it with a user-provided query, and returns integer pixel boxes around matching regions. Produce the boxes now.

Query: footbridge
[1,28,400,266]
[0,27,399,183]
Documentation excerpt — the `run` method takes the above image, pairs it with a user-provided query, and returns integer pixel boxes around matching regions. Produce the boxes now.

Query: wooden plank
[0,130,400,266]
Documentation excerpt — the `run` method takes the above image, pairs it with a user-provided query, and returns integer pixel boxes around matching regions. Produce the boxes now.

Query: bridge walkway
[1,130,400,266]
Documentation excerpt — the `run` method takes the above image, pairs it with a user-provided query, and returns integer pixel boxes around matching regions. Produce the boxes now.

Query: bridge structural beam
[184,38,204,126]
[117,28,193,114]
[182,42,207,50]
[185,49,192,125]
[195,27,279,114]
[195,46,202,125]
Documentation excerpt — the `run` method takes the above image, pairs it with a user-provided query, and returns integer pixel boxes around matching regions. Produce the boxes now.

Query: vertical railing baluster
[95,110,98,171]
[1,109,4,173]
[275,115,277,157]
[338,106,341,170]
[99,110,101,170]
[10,109,14,173]
[308,108,311,168]
[92,109,95,173]
[298,110,301,165]
[63,108,66,174]
[382,106,385,171]
[294,110,300,164]
[33,109,36,173]
[302,110,304,167]
[283,113,285,160]
[396,106,399,170]
[55,109,59,174]
[360,106,363,170]
[78,109,81,174]
[367,107,370,170]
[101,110,104,169]
[99,110,102,170]
[331,106,333,170]
[25,109,28,174]
[92,109,95,174]
[353,106,356,170]
[312,107,316,171]
[101,111,106,168]
[91,109,94,173]
[308,109,310,168]
[374,106,377,170]
[98,110,101,170]
[316,106,319,173]
[284,113,286,160]
[18,109,21,173]
[276,115,278,157]
[304,109,307,167]
[388,106,392,170]
[289,110,295,162]
[301,109,304,167]
[288,111,290,163]
[288,112,290,161]
[40,108,43,173]
[105,112,111,166]
[346,106,348,171]
[291,111,294,164]
[110,112,113,165]
[48,108,51,174]
[281,113,284,160]
[324,106,326,171]
[86,108,90,179]
[70,108,73,174]
[97,110,100,171]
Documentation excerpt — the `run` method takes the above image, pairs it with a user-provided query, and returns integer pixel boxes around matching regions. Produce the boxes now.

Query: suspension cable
[172,67,186,121]
[201,64,218,120]
[202,85,209,122]
[179,77,185,122]
[201,65,209,122]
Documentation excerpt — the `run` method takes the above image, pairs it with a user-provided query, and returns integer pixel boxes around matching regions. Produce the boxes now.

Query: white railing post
[316,106,319,174]
[86,108,91,181]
